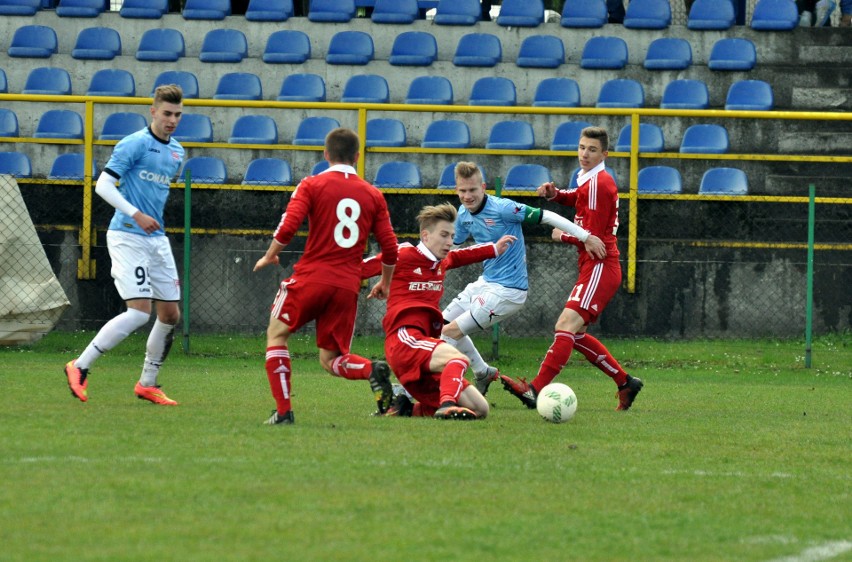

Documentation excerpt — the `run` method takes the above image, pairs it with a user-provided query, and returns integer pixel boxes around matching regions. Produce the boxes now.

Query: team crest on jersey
[484,218,495,227]
[171,151,181,161]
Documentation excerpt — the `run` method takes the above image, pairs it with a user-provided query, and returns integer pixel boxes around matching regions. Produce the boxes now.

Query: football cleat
[265,409,295,425]
[384,393,414,417]
[64,360,88,402]
[499,375,538,409]
[134,383,178,406]
[474,366,499,396]
[368,360,393,414]
[433,402,478,420]
[616,375,644,411]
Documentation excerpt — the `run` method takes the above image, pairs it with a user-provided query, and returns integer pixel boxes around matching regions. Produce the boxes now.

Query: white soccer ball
[536,383,578,424]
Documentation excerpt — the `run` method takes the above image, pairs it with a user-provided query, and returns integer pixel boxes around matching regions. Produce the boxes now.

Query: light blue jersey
[105,127,184,237]
[455,195,529,290]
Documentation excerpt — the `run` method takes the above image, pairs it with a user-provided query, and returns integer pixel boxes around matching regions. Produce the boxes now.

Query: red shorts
[270,277,358,353]
[384,326,470,410]
[564,257,621,324]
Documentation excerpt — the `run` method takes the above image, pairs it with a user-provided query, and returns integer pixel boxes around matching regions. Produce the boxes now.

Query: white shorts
[107,230,180,302]
[442,276,527,335]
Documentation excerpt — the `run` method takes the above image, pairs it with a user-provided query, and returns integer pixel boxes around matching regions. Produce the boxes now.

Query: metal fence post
[805,183,815,368]
[182,169,191,354]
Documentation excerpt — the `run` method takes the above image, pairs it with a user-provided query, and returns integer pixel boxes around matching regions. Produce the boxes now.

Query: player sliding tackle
[361,203,515,420]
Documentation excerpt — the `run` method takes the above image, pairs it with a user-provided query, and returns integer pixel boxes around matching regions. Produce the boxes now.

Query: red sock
[265,346,291,415]
[330,353,372,380]
[531,330,575,392]
[573,333,628,386]
[438,358,470,405]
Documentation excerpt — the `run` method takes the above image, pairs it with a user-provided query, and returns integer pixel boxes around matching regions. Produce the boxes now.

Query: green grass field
[2,332,850,561]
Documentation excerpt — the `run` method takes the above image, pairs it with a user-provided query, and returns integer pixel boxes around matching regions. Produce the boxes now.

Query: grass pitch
[1,332,850,561]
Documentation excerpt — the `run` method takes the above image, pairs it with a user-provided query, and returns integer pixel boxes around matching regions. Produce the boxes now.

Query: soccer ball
[536,383,578,424]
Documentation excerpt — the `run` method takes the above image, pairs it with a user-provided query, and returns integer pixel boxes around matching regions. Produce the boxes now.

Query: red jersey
[362,241,498,337]
[273,165,398,293]
[550,162,620,261]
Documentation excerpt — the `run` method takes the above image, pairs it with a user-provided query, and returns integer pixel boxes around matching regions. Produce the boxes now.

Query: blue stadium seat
[246,0,293,21]
[405,75,453,105]
[422,120,470,148]
[182,0,230,19]
[0,69,7,94]
[486,120,535,150]
[199,29,247,63]
[687,0,735,30]
[372,0,418,23]
[708,38,756,71]
[623,0,671,29]
[560,0,606,27]
[7,25,57,58]
[341,74,389,103]
[0,109,19,137]
[469,77,516,106]
[496,0,544,27]
[293,116,340,146]
[277,74,326,102]
[660,79,709,110]
[99,112,147,141]
[389,31,437,66]
[214,72,262,100]
[366,118,406,147]
[517,35,564,68]
[263,30,310,64]
[569,166,617,188]
[750,0,798,30]
[698,168,748,195]
[72,27,121,60]
[0,0,40,16]
[550,120,593,151]
[504,164,552,191]
[87,69,136,97]
[581,36,628,69]
[326,31,373,65]
[597,79,644,108]
[311,160,329,175]
[136,29,185,62]
[637,166,682,194]
[229,115,278,144]
[680,124,730,154]
[182,157,227,183]
[48,153,96,180]
[433,0,479,24]
[533,77,580,108]
[173,114,213,143]
[438,162,487,188]
[56,0,104,17]
[0,151,32,178]
[308,0,355,22]
[23,67,71,95]
[725,80,773,111]
[242,158,292,186]
[453,33,501,67]
[151,70,199,99]
[373,161,422,189]
[644,37,692,71]
[615,123,664,153]
[119,0,168,19]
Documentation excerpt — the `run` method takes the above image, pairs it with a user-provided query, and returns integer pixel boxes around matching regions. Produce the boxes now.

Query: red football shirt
[273,165,398,293]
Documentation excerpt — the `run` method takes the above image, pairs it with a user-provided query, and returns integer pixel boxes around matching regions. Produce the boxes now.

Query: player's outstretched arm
[368,263,395,300]
[536,181,557,199]
[494,234,517,256]
[253,240,285,271]
[552,229,606,259]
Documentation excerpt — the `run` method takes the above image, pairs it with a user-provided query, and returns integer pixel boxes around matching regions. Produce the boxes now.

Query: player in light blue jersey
[64,84,186,406]
[441,162,607,394]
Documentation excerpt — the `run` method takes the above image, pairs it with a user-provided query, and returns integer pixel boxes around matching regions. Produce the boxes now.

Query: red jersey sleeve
[551,188,579,208]
[371,193,398,266]
[272,180,310,246]
[361,253,384,280]
[444,242,497,270]
[584,172,619,240]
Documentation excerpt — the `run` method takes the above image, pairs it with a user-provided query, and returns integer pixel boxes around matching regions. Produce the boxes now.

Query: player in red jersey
[253,128,399,425]
[361,203,516,420]
[500,126,644,411]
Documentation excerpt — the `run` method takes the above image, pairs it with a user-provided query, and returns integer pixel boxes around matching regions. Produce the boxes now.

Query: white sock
[139,319,176,387]
[76,309,151,370]
[447,334,489,375]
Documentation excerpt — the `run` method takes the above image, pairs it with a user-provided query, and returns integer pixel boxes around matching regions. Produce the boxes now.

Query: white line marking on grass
[768,540,852,562]
[13,456,164,464]
[662,469,794,479]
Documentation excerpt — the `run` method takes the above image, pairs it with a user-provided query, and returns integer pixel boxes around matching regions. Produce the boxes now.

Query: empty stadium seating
[422,120,470,149]
[0,0,40,16]
[182,0,230,20]
[550,121,593,151]
[504,164,551,191]
[389,31,437,66]
[660,79,709,110]
[0,69,6,94]
[637,166,682,194]
[366,118,406,147]
[341,74,389,103]
[151,70,199,99]
[516,35,564,68]
[453,33,502,67]
[644,37,692,71]
[596,79,644,108]
[0,108,19,137]
[23,67,71,95]
[698,167,748,195]
[326,31,374,65]
[405,75,453,105]
[72,27,121,60]
[372,0,418,23]
[486,120,535,150]
[623,0,671,29]
[8,25,57,58]
[199,29,248,63]
[469,77,516,106]
[311,160,330,175]
[708,38,756,71]
[581,36,628,69]
[245,0,293,21]
[182,156,227,183]
[433,0,480,25]
[293,116,340,146]
[533,77,580,107]
[725,80,773,111]
[56,0,104,17]
[277,73,326,102]
[679,124,730,154]
[308,0,355,22]
[373,161,422,188]
[228,115,278,144]
[87,69,136,97]
[242,157,293,186]
[263,30,310,64]
[136,29,185,62]
[560,0,607,27]
[0,151,32,177]
[496,0,544,27]
[615,123,665,153]
[48,153,96,180]
[687,0,735,30]
[173,114,213,143]
[214,72,262,101]
[750,0,798,30]
[99,112,147,141]
[119,0,168,19]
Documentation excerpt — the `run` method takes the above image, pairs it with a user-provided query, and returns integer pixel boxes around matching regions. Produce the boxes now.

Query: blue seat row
[637,166,749,195]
